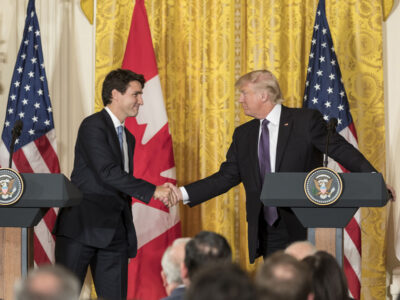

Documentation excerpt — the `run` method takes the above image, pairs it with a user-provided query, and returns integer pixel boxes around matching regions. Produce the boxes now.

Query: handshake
[153,183,183,208]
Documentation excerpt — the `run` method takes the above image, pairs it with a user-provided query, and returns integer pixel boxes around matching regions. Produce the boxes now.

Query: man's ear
[180,262,188,280]
[111,89,119,102]
[161,270,167,287]
[260,90,269,102]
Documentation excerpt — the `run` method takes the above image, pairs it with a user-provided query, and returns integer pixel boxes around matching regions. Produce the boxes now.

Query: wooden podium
[260,172,389,262]
[0,173,82,300]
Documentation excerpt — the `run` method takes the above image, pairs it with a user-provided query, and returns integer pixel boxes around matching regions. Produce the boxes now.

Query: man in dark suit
[53,69,173,300]
[161,231,231,300]
[167,70,383,264]
[161,238,191,300]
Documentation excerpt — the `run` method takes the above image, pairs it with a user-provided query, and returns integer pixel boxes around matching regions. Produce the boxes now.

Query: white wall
[384,0,400,298]
[0,0,95,176]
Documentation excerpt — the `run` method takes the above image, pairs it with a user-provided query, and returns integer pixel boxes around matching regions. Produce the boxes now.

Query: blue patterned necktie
[259,119,278,226]
[117,125,124,156]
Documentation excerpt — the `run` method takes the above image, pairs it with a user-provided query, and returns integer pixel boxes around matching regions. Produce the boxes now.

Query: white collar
[260,103,281,125]
[105,106,124,129]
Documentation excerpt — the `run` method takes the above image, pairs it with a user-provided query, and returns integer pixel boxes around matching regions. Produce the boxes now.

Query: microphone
[12,119,23,138]
[323,118,337,168]
[8,120,23,168]
[327,118,338,133]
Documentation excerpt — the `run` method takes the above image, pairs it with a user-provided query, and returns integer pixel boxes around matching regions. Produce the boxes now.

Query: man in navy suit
[167,70,384,264]
[161,238,191,300]
[53,69,173,300]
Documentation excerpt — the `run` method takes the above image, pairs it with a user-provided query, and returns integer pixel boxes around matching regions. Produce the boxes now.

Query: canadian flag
[122,0,181,299]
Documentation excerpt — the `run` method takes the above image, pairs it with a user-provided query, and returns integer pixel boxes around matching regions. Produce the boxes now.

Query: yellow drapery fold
[95,0,390,298]
[383,0,394,21]
[80,0,94,24]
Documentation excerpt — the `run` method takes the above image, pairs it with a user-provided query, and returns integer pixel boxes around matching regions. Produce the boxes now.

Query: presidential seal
[304,167,343,206]
[0,168,24,206]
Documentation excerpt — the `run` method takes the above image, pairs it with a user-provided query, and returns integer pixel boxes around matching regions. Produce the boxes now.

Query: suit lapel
[125,128,135,174]
[247,119,262,189]
[275,105,293,172]
[101,109,124,164]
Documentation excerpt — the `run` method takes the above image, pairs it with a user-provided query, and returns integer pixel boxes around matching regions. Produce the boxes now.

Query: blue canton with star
[1,0,54,152]
[302,0,353,132]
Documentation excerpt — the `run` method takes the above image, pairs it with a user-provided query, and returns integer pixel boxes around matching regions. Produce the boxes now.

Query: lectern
[0,173,82,227]
[260,172,389,262]
[0,173,82,299]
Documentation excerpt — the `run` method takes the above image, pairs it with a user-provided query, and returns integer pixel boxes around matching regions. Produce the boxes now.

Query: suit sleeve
[184,129,242,206]
[309,110,377,172]
[75,117,155,203]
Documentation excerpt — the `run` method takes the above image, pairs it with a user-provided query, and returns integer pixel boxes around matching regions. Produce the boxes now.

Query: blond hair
[235,70,284,104]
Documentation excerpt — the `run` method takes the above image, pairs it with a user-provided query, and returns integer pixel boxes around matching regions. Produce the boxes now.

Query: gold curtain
[80,0,94,24]
[90,0,392,298]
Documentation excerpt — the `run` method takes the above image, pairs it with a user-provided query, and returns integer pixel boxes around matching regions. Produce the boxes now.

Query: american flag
[0,0,60,266]
[303,0,361,298]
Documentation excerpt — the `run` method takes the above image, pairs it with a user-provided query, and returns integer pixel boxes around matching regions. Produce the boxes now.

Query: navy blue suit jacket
[53,109,155,257]
[161,286,186,300]
[184,106,376,263]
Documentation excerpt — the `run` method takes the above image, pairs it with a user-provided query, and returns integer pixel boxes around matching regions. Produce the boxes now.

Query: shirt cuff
[180,186,190,204]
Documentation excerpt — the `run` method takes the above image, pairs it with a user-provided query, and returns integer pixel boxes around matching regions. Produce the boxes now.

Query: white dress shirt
[259,103,281,173]
[105,107,129,173]
[181,104,282,203]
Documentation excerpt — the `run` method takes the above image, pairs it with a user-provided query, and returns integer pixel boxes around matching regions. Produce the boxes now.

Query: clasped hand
[153,183,183,208]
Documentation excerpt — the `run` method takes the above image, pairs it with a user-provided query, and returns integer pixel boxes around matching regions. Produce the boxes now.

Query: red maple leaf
[126,117,175,212]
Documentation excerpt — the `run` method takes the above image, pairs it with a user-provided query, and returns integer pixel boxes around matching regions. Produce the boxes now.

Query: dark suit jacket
[184,106,376,263]
[53,109,155,257]
[161,286,186,300]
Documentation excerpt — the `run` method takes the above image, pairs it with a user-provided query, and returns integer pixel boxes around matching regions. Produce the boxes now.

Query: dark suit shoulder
[77,110,117,140]
[161,286,186,300]
[281,105,322,118]
[80,110,108,127]
[234,118,259,136]
[233,106,323,134]
[279,106,326,132]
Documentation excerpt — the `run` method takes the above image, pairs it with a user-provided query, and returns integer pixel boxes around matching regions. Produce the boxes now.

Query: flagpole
[302,0,362,297]
[335,228,343,267]
[21,228,28,277]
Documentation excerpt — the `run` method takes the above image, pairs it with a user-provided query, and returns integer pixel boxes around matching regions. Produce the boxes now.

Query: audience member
[285,241,317,260]
[161,237,192,300]
[182,231,232,285]
[303,251,350,300]
[255,251,313,300]
[185,262,257,300]
[14,264,80,300]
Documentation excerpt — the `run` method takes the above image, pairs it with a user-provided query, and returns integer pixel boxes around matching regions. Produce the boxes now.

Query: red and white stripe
[0,129,60,266]
[327,123,361,299]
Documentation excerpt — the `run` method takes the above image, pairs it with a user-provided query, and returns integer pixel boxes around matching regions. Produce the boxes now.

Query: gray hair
[161,237,191,285]
[14,264,80,300]
[235,70,284,104]
[285,241,317,260]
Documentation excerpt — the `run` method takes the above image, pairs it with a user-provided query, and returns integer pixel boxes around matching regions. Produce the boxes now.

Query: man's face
[238,82,266,119]
[114,80,143,119]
